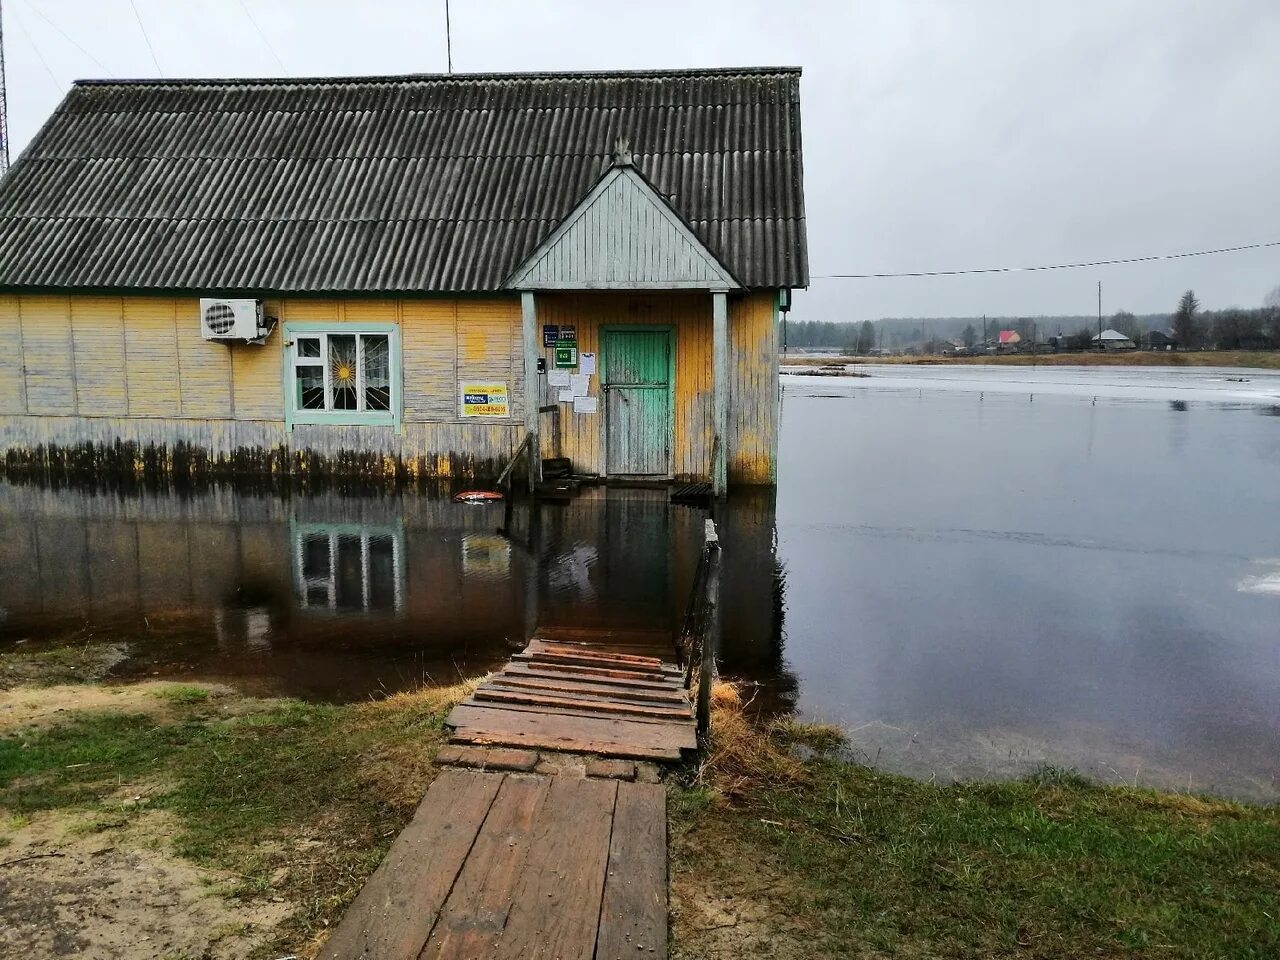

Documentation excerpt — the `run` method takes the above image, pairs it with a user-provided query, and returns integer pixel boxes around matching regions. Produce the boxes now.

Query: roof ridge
[73,66,803,88]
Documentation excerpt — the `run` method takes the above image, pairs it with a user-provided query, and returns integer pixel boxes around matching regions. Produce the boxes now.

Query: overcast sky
[3,0,1278,321]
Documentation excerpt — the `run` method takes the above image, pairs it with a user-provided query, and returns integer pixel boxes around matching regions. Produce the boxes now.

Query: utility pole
[1097,280,1103,348]
[0,0,10,177]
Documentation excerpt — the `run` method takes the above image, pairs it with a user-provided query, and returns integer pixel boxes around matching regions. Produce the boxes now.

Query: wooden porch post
[712,289,728,498]
[521,291,542,492]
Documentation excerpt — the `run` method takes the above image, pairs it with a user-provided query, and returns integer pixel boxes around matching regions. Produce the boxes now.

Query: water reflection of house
[0,481,795,706]
[0,69,809,493]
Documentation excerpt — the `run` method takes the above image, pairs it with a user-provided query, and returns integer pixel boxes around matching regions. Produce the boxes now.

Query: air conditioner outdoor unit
[199,298,270,342]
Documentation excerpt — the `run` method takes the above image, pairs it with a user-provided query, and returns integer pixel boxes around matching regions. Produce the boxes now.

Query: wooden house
[0,68,808,494]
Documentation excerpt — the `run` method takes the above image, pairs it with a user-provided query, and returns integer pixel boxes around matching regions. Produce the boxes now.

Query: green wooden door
[603,329,672,476]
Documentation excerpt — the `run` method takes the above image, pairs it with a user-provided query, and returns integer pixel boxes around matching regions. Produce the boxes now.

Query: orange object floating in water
[453,490,505,503]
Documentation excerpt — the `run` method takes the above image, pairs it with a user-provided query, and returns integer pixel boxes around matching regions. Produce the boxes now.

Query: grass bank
[1,673,472,958]
[783,350,1280,369]
[670,686,1280,959]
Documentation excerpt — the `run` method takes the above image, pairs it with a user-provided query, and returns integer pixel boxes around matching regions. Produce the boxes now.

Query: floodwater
[779,364,1280,801]
[1,363,1277,800]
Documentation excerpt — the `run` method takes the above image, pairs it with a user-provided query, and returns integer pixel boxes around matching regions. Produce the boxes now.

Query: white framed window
[285,324,399,427]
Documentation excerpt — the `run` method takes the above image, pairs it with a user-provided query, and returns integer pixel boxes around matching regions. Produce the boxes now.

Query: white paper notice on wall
[573,396,598,414]
[570,374,590,397]
[579,352,597,375]
[557,388,574,403]
[547,370,570,388]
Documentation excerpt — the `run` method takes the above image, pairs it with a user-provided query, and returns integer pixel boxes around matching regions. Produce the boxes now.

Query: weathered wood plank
[491,777,619,960]
[489,674,688,704]
[419,775,551,960]
[319,769,502,960]
[454,697,697,734]
[595,781,668,960]
[506,662,683,692]
[474,686,693,721]
[524,644,680,669]
[448,706,691,760]
[513,653,677,680]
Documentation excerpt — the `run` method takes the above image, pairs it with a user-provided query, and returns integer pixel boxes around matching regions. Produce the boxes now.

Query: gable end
[506,167,741,291]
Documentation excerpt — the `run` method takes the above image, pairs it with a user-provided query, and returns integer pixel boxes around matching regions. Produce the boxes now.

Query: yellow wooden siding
[175,299,234,418]
[122,298,180,417]
[402,300,457,421]
[0,295,27,414]
[6,290,776,483]
[455,299,522,422]
[727,292,779,484]
[534,292,714,478]
[344,299,399,324]
[70,297,129,416]
[533,291,776,483]
[20,296,77,415]
[231,299,284,420]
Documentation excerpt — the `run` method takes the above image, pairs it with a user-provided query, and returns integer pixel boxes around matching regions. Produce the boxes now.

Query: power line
[812,239,1280,280]
[12,5,59,93]
[128,0,162,76]
[233,0,285,72]
[21,0,114,76]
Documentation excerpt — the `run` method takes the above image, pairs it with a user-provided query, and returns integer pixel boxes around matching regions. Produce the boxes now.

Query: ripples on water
[2,364,1277,800]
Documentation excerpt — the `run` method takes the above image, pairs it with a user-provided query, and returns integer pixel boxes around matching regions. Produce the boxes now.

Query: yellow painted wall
[4,290,776,482]
[532,290,777,483]
[0,295,27,414]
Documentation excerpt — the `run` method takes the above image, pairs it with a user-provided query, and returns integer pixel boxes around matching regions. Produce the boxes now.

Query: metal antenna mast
[0,0,11,176]
[445,0,453,73]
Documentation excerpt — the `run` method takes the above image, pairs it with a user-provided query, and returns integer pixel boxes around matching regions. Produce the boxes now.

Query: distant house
[997,330,1022,347]
[1145,330,1177,351]
[1093,329,1137,351]
[0,68,809,493]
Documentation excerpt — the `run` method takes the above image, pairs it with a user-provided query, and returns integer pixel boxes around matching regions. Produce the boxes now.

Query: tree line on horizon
[787,287,1280,353]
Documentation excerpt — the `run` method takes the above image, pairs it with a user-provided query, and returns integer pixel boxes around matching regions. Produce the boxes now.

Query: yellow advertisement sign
[460,382,510,418]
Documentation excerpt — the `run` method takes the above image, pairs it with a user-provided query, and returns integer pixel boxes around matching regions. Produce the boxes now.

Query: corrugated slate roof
[0,68,807,294]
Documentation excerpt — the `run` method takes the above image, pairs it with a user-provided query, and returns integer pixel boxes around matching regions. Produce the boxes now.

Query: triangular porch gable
[505,165,740,290]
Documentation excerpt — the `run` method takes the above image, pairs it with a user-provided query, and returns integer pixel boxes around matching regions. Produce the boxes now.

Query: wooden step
[512,653,678,682]
[447,704,693,760]
[488,673,688,704]
[456,696,693,730]
[473,685,693,721]
[529,641,668,669]
[505,662,684,692]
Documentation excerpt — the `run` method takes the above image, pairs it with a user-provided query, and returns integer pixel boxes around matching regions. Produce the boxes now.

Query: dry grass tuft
[695,683,810,804]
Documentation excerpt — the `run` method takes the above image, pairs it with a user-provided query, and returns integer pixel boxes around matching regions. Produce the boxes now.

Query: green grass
[672,710,1280,959]
[0,685,465,952]
[149,684,212,704]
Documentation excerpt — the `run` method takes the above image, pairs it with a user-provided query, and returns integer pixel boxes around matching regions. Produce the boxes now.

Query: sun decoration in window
[291,331,393,418]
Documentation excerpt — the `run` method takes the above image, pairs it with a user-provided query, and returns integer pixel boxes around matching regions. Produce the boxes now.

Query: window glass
[328,334,359,411]
[363,335,391,411]
[297,364,325,410]
[289,328,395,421]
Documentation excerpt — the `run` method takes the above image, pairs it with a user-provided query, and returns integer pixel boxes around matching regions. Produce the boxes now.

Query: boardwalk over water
[323,626,700,959]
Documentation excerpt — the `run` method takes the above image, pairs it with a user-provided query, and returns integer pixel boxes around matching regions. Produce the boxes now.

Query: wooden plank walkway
[321,769,667,960]
[322,625,690,959]
[444,629,697,762]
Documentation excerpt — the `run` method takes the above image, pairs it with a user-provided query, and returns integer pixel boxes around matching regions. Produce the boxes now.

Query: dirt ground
[0,809,291,959]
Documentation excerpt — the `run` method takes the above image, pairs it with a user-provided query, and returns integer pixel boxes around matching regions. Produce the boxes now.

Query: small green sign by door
[554,345,578,368]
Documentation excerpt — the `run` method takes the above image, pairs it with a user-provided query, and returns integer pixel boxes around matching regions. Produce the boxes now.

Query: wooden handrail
[680,518,721,737]
[495,432,534,492]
